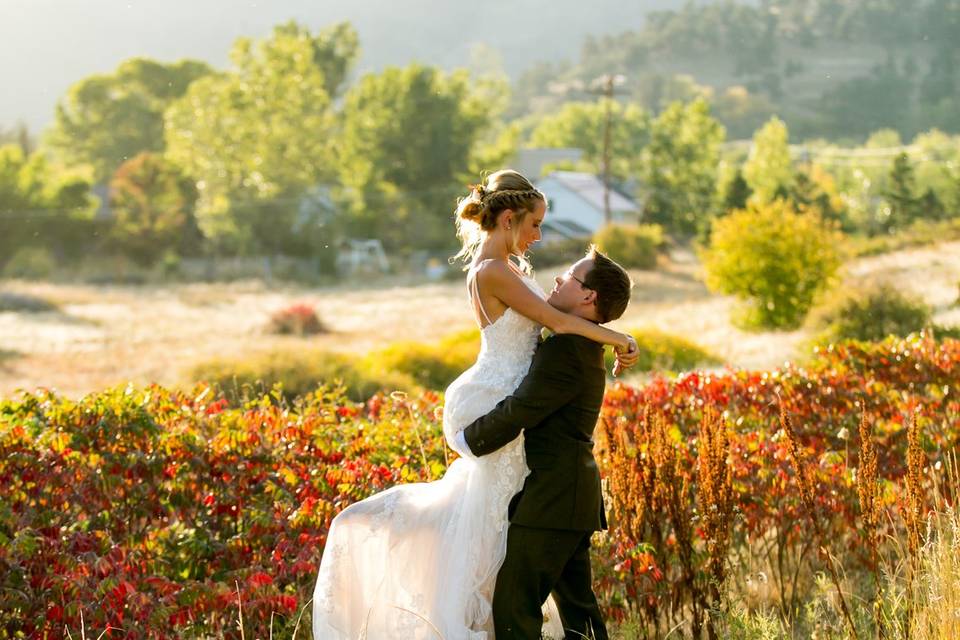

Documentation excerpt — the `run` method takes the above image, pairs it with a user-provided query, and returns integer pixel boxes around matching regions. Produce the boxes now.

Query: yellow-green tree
[639,98,725,236]
[0,145,95,271]
[165,21,358,253]
[336,64,499,250]
[742,116,794,204]
[701,200,843,329]
[528,100,650,181]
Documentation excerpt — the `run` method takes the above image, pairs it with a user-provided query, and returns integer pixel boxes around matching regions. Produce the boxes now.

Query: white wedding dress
[313,273,564,639]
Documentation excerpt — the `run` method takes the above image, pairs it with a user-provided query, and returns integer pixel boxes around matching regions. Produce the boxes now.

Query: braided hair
[453,169,545,269]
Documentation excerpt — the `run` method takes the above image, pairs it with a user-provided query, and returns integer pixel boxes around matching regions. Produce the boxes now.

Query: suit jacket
[462,333,608,532]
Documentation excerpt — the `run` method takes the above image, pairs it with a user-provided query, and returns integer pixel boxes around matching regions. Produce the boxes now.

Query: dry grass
[1,239,958,399]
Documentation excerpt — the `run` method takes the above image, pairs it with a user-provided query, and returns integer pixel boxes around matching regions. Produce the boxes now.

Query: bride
[313,169,637,639]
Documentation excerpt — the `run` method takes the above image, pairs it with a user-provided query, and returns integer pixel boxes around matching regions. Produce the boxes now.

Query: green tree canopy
[45,58,212,182]
[336,64,498,250]
[880,152,922,231]
[0,145,95,270]
[742,116,794,204]
[165,21,359,253]
[528,100,650,182]
[639,98,725,236]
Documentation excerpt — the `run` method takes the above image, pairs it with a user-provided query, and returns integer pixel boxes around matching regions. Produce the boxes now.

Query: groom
[455,246,632,640]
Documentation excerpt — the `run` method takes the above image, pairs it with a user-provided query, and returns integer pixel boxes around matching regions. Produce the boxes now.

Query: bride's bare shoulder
[473,259,522,285]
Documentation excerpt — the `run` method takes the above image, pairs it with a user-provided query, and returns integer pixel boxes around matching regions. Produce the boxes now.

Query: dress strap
[468,268,493,327]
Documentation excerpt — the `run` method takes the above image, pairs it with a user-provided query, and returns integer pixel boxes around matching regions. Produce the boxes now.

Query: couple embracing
[313,170,637,639]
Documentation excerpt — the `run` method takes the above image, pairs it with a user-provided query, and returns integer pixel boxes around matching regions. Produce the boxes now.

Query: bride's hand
[612,335,639,377]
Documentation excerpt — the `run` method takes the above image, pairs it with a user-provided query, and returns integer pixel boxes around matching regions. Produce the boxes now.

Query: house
[534,171,641,242]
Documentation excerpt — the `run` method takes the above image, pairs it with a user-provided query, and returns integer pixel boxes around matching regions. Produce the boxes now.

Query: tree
[0,122,33,155]
[336,64,498,250]
[701,200,843,329]
[0,145,95,271]
[742,117,793,204]
[165,21,358,254]
[789,164,850,229]
[45,58,212,182]
[108,152,200,266]
[720,168,752,213]
[865,128,903,148]
[918,188,947,221]
[639,98,725,236]
[881,152,920,230]
[529,100,650,182]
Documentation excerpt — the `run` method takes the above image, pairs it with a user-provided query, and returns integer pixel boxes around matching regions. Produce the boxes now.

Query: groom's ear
[582,288,598,307]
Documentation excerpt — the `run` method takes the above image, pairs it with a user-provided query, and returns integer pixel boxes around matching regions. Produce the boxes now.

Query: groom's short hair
[582,245,632,323]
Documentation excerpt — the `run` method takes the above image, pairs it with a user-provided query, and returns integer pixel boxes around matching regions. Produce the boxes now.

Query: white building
[534,171,641,242]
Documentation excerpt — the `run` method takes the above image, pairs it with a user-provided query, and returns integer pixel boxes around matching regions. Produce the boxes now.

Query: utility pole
[597,74,619,225]
[550,74,627,226]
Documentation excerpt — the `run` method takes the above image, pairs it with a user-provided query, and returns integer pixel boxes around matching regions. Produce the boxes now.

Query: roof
[540,171,638,213]
[542,218,593,239]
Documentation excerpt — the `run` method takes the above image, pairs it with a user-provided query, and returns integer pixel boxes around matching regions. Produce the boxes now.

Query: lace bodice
[442,274,544,448]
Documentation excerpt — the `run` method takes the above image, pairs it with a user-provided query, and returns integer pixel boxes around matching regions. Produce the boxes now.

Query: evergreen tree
[721,168,751,212]
[918,187,947,221]
[882,152,920,230]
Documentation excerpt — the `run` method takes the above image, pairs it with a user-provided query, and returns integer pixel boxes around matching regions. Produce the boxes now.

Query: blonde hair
[452,169,545,271]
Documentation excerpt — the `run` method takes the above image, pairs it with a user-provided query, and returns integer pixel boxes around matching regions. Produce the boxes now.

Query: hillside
[511,0,960,140]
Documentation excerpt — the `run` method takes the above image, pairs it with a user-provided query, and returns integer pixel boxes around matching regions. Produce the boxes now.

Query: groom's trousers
[492,524,608,640]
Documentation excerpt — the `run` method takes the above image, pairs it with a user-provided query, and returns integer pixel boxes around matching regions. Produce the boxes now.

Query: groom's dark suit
[462,332,609,640]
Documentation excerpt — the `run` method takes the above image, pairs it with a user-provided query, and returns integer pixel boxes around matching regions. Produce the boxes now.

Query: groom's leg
[551,533,609,640]
[492,524,584,639]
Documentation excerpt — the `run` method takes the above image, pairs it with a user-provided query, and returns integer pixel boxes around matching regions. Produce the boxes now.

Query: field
[1,240,958,398]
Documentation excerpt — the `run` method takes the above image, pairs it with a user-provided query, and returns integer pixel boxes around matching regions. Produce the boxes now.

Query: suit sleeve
[462,335,581,457]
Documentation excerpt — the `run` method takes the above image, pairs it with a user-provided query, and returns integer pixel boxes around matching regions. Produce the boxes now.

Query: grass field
[1,239,958,399]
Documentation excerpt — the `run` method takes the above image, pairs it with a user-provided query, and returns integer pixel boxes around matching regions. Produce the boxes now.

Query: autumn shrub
[701,200,844,329]
[603,327,721,375]
[808,283,932,342]
[596,332,959,637]
[268,303,326,336]
[189,348,414,402]
[593,223,666,270]
[0,384,447,638]
[363,328,480,390]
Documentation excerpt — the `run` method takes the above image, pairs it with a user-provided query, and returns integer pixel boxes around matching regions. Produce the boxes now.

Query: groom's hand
[613,335,639,377]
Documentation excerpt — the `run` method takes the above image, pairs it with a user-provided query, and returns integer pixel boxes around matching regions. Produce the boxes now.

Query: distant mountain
[0,0,699,134]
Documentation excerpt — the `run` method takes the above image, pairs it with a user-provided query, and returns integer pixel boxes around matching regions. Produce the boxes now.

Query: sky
[0,0,683,136]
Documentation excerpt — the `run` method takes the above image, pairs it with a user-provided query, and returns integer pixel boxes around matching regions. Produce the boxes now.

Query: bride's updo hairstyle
[453,169,545,271]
